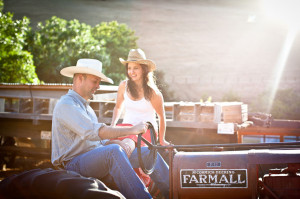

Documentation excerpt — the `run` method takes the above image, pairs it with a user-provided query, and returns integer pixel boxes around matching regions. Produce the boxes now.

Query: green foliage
[29,18,138,84]
[29,16,108,83]
[221,90,241,102]
[92,21,138,84]
[0,0,3,12]
[154,70,176,101]
[250,89,300,120]
[0,12,39,83]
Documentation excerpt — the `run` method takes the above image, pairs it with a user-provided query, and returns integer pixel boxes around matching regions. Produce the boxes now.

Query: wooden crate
[173,103,196,121]
[90,100,116,119]
[89,100,247,124]
[0,97,57,115]
[172,102,215,122]
[164,102,175,119]
[198,103,214,122]
[171,102,248,124]
[214,102,248,124]
[223,103,248,124]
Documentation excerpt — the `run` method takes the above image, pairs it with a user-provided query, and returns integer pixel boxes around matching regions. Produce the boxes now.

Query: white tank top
[122,86,158,131]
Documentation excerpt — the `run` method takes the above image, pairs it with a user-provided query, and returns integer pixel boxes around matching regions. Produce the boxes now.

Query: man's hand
[130,122,148,135]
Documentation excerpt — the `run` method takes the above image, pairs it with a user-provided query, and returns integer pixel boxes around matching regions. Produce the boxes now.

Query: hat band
[127,59,143,62]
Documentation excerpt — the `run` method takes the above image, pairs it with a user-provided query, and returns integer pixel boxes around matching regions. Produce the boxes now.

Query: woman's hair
[126,64,158,101]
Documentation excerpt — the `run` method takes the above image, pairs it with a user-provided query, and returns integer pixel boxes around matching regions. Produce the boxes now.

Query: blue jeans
[65,144,169,199]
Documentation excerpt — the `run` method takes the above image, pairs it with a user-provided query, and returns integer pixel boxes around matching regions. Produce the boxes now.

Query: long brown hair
[126,64,158,101]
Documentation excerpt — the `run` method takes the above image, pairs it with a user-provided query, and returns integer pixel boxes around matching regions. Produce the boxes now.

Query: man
[51,58,169,199]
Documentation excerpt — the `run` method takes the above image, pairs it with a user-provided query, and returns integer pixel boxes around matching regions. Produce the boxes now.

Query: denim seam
[110,147,149,199]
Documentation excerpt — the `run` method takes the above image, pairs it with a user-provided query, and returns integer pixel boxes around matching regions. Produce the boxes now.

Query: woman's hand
[160,139,170,146]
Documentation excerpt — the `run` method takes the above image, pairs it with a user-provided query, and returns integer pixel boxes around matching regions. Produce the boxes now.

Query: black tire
[137,122,158,175]
[0,168,125,199]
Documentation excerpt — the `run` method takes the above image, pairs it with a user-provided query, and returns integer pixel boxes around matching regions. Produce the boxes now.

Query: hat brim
[60,66,114,84]
[119,58,156,72]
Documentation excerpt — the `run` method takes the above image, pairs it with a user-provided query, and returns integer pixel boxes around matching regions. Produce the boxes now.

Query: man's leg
[65,144,152,199]
[129,147,170,199]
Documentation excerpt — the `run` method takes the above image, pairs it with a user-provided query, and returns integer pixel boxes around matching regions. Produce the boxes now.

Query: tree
[0,11,39,83]
[222,90,241,102]
[250,89,300,120]
[29,18,138,84]
[0,0,3,12]
[154,70,176,101]
[92,21,138,84]
[29,16,108,83]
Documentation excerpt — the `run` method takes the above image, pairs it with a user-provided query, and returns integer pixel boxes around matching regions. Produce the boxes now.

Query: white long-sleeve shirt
[51,89,105,167]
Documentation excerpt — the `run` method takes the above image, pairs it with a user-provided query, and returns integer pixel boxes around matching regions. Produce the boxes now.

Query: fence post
[173,104,180,121]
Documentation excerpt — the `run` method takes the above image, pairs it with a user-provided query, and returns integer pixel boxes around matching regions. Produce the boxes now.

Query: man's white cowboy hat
[60,59,113,84]
[119,49,156,71]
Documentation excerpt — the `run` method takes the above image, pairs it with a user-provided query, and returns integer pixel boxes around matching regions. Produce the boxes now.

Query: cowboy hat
[119,49,156,71]
[60,59,113,84]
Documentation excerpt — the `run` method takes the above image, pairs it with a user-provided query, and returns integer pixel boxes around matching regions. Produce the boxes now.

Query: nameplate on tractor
[180,169,248,188]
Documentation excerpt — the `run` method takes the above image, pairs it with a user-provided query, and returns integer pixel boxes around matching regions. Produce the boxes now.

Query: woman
[110,48,169,146]
[110,49,169,197]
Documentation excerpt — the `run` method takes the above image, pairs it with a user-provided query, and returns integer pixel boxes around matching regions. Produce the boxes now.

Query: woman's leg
[130,147,170,199]
[65,144,152,199]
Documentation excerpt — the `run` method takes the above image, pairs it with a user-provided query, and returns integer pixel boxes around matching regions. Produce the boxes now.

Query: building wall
[165,73,300,102]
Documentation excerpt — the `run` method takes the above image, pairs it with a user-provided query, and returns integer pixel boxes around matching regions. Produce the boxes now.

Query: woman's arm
[110,81,126,126]
[151,91,169,146]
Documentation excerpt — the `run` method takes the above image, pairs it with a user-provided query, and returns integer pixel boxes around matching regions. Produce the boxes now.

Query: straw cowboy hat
[60,59,113,84]
[119,49,156,71]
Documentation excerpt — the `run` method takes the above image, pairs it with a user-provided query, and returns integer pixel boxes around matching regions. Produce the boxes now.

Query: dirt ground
[3,0,300,102]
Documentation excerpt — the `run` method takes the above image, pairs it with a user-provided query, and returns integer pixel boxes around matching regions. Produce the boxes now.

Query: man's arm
[98,122,147,140]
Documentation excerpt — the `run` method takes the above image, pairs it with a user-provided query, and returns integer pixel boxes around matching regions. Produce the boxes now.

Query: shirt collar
[67,89,90,106]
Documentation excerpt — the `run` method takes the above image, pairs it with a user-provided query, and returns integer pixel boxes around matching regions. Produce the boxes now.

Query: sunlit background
[261,0,300,113]
[3,0,300,114]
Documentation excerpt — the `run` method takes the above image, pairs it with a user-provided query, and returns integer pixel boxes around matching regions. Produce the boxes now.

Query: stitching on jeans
[110,145,149,199]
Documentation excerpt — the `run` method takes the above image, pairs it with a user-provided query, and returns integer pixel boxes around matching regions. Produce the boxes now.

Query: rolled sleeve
[51,90,108,166]
[56,101,103,141]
